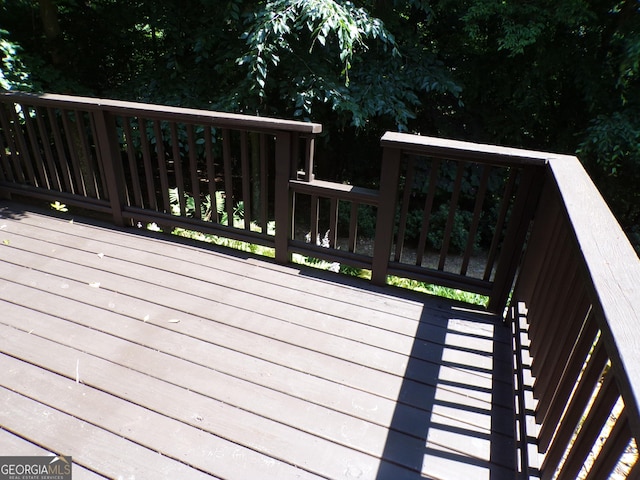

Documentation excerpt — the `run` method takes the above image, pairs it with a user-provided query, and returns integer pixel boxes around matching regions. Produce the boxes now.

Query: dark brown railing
[510,154,640,478]
[0,92,321,266]
[285,133,550,313]
[0,92,540,313]
[1,92,639,478]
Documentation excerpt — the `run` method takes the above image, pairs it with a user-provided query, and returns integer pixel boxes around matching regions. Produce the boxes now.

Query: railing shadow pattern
[375,305,516,479]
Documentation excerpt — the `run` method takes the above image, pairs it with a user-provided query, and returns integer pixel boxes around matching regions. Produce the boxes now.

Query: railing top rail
[548,155,640,431]
[381,131,569,166]
[0,92,323,134]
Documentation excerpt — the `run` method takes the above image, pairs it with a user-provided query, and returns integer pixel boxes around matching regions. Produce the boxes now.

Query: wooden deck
[0,201,516,480]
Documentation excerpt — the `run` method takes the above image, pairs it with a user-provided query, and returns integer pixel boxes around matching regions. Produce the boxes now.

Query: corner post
[371,139,402,285]
[93,109,126,226]
[489,165,546,314]
[274,131,293,264]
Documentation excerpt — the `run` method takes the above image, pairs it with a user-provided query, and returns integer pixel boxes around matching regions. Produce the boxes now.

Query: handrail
[0,92,323,134]
[380,132,551,166]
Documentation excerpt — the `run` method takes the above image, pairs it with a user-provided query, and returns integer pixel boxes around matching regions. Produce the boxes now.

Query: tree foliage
[0,0,638,249]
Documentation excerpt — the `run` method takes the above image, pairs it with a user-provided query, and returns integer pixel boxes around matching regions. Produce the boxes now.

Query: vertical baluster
[21,105,49,189]
[539,336,607,475]
[259,133,269,234]
[348,202,359,253]
[35,107,61,191]
[204,126,218,222]
[490,165,545,312]
[583,410,632,480]
[394,157,416,262]
[87,111,108,199]
[60,110,86,195]
[0,105,15,183]
[514,187,563,310]
[532,287,589,389]
[138,118,158,211]
[484,168,517,281]
[328,197,338,248]
[170,122,185,216]
[0,131,10,183]
[186,124,201,220]
[0,104,26,184]
[461,164,490,276]
[554,372,619,480]
[121,117,144,207]
[241,131,252,230]
[438,161,465,271]
[528,226,573,355]
[153,120,170,213]
[536,310,597,450]
[74,110,100,198]
[46,107,72,192]
[310,194,319,245]
[222,129,234,227]
[416,158,441,266]
[8,105,37,186]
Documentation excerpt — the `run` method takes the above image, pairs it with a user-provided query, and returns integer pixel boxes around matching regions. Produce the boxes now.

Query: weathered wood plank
[0,386,215,480]
[0,428,107,479]
[0,203,516,479]
[1,203,490,322]
[1,209,510,343]
[0,327,420,479]
[0,252,510,431]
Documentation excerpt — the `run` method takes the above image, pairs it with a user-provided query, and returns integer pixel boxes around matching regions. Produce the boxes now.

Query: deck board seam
[0,256,508,404]
[2,294,506,435]
[3,207,501,325]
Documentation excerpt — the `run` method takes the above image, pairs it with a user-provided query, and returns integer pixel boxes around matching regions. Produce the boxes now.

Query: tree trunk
[38,0,64,67]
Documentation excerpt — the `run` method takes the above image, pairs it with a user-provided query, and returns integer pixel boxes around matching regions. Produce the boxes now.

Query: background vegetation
[1,0,638,252]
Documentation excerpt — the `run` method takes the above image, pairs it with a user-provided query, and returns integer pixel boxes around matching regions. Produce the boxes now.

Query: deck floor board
[0,202,516,479]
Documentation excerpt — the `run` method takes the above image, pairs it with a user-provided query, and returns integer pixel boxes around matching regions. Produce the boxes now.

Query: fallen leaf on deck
[2,239,8,246]
[143,314,150,322]
[97,252,104,258]
[50,201,68,212]
[89,282,101,288]
[168,319,181,323]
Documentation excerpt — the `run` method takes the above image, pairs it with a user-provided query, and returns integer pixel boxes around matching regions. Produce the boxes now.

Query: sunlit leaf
[50,201,68,212]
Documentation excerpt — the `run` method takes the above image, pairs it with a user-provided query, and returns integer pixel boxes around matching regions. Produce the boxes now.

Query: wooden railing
[1,92,639,477]
[0,92,541,313]
[0,92,321,266]
[510,154,640,478]
[287,133,549,313]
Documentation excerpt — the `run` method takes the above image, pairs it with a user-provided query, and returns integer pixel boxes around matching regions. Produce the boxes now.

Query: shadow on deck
[0,202,516,480]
